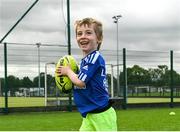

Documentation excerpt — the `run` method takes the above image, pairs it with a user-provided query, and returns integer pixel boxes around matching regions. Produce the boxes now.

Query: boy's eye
[76,30,93,37]
[86,31,92,35]
[77,32,82,36]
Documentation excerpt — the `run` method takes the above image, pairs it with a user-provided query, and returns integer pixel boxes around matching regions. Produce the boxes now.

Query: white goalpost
[44,62,56,106]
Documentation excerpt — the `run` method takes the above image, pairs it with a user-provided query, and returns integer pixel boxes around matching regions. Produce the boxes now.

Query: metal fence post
[170,50,174,108]
[111,64,114,98]
[122,48,127,109]
[3,42,8,114]
[0,0,39,43]
[66,0,72,112]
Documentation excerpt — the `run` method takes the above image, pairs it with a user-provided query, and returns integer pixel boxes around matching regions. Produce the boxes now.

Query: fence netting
[0,43,180,110]
[125,50,180,104]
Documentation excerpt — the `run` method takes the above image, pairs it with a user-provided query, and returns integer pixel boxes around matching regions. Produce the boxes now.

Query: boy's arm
[66,69,85,88]
[56,66,85,88]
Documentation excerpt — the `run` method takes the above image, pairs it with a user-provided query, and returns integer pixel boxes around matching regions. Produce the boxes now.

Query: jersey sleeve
[78,52,100,84]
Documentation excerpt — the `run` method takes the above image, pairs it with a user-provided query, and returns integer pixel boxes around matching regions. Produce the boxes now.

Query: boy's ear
[97,40,102,44]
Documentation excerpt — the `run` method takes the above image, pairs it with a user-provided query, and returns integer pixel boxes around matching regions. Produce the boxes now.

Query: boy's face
[76,24,99,56]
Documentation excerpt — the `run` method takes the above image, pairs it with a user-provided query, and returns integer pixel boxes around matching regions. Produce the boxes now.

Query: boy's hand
[56,65,71,76]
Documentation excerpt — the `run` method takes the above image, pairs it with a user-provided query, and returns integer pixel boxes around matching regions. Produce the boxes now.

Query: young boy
[56,18,117,131]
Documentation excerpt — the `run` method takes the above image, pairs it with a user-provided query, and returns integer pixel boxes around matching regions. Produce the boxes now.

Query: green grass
[128,97,180,103]
[0,111,80,131]
[1,97,180,108]
[118,108,180,131]
[0,97,45,107]
[0,108,180,131]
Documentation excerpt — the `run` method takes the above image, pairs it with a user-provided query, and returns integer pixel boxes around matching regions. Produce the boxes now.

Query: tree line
[120,65,180,87]
[0,65,180,96]
[0,73,54,96]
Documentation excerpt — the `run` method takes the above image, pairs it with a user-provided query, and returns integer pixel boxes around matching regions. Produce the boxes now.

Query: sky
[0,0,180,78]
[0,0,180,51]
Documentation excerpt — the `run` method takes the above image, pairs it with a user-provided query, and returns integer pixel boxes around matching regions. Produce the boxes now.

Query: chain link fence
[0,43,180,112]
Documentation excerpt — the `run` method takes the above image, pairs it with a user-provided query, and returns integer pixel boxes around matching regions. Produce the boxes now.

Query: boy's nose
[80,33,87,38]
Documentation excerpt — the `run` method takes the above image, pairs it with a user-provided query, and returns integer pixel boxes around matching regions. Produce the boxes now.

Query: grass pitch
[0,108,180,131]
[1,97,180,107]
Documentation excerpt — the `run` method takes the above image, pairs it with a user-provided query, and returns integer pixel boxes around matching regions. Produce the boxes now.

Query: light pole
[0,78,1,96]
[45,62,55,106]
[112,15,122,97]
[36,42,41,96]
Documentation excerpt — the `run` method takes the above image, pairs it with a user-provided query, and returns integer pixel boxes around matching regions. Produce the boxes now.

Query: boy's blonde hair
[75,18,103,50]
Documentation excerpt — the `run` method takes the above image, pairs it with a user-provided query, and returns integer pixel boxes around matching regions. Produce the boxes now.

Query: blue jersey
[73,50,109,117]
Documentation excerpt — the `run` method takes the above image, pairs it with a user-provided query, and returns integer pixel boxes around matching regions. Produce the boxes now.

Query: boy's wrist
[67,68,74,77]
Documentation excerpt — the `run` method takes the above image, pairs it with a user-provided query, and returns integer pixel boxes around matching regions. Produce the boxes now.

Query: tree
[33,72,54,88]
[125,65,151,86]
[0,78,4,96]
[7,75,21,96]
[22,76,33,88]
[148,65,169,87]
[33,72,45,87]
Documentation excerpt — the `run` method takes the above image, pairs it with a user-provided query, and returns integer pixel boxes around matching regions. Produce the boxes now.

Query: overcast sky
[0,0,180,51]
[0,0,180,79]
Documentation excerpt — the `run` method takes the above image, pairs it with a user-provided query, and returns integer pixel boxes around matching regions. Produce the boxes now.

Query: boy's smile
[79,39,89,46]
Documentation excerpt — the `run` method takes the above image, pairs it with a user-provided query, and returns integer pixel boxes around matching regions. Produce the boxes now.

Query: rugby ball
[55,55,79,93]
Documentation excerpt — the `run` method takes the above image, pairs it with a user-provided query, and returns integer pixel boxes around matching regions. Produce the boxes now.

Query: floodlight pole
[0,78,1,96]
[112,15,122,97]
[36,42,41,96]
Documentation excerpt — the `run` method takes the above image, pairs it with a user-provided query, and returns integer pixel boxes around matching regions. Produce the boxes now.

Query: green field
[0,97,180,107]
[128,97,180,103]
[0,97,45,107]
[0,108,180,131]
